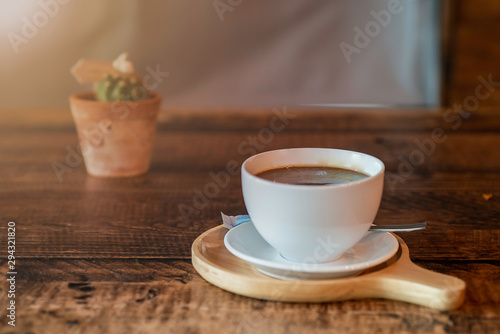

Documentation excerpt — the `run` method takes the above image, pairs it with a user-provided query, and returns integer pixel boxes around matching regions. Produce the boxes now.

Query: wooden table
[1,107,499,333]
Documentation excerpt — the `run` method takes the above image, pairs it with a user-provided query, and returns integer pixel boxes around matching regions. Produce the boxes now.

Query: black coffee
[255,166,369,185]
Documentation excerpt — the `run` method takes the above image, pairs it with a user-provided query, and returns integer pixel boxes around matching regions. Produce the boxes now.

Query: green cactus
[94,72,148,102]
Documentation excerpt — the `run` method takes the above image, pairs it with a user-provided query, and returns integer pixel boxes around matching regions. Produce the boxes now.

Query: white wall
[0,0,440,108]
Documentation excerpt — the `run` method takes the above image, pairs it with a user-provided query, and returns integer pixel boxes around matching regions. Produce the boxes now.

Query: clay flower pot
[69,91,162,177]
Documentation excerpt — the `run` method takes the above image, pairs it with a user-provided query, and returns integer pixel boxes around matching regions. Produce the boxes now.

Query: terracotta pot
[69,91,161,177]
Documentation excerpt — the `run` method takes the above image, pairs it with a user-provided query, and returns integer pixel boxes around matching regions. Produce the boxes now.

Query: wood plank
[0,176,498,260]
[458,0,500,22]
[2,107,500,132]
[448,9,500,107]
[0,123,498,259]
[0,259,498,334]
[2,129,500,173]
[440,0,454,105]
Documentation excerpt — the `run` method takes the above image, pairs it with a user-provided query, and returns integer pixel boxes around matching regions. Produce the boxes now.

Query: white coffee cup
[241,148,385,263]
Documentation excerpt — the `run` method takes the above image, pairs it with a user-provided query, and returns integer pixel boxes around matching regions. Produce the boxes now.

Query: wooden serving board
[192,226,466,310]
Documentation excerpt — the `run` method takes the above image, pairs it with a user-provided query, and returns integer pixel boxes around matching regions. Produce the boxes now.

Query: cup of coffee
[241,148,385,263]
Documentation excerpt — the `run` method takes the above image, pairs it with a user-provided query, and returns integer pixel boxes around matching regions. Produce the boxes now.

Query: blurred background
[0,0,499,109]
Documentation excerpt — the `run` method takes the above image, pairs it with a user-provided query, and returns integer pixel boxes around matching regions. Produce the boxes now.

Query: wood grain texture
[447,0,500,107]
[1,110,499,260]
[0,259,498,334]
[0,107,499,333]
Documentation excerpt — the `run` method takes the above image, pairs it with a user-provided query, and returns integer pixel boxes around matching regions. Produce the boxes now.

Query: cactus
[93,53,148,102]
[94,72,148,102]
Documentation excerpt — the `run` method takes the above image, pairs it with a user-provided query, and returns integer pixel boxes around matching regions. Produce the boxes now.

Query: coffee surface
[255,166,369,185]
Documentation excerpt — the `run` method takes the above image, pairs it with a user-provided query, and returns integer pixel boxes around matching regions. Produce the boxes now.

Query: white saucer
[224,222,399,280]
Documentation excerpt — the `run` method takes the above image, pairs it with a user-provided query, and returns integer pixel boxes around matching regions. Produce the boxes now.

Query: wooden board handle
[362,251,466,310]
